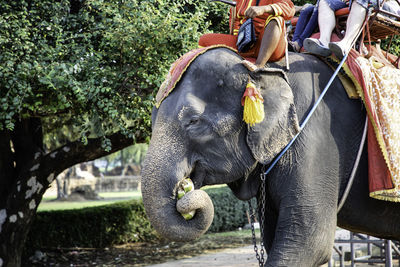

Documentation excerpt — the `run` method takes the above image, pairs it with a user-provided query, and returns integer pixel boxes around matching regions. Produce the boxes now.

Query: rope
[337,115,368,212]
[263,53,349,177]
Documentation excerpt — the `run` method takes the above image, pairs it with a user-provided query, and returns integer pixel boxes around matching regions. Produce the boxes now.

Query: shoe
[288,40,301,53]
[329,42,347,60]
[303,38,331,57]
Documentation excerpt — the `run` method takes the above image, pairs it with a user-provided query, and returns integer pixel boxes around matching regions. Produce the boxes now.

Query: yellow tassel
[241,81,264,126]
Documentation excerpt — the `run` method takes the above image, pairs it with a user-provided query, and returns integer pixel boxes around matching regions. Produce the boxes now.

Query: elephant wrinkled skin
[141,48,400,267]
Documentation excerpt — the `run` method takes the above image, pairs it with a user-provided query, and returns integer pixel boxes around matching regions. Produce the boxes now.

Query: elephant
[140,47,400,267]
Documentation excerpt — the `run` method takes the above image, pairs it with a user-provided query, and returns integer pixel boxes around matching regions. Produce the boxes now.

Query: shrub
[205,187,251,233]
[25,199,157,252]
[25,187,252,252]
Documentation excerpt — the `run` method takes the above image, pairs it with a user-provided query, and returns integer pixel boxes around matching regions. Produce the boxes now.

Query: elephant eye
[185,115,214,141]
[189,118,199,125]
[184,115,200,128]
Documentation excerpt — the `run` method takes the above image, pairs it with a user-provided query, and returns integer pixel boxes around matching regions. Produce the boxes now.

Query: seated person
[303,0,365,59]
[384,0,400,17]
[289,3,319,52]
[199,0,295,70]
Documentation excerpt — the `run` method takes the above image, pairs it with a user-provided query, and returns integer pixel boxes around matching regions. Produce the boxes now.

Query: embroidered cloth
[343,49,400,202]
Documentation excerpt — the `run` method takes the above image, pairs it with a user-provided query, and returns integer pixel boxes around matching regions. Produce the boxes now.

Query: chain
[246,52,350,267]
[248,169,267,267]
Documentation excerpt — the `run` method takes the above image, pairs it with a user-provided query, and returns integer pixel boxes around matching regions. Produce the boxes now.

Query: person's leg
[255,19,281,67]
[303,0,350,56]
[298,7,318,46]
[292,5,314,42]
[329,1,367,57]
[303,0,337,56]
[318,0,337,46]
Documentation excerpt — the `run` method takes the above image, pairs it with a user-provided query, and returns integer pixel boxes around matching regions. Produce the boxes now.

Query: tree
[0,0,225,265]
[98,143,148,175]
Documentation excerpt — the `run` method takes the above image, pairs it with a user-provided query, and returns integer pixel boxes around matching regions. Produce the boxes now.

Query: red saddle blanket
[342,49,400,202]
[155,45,238,108]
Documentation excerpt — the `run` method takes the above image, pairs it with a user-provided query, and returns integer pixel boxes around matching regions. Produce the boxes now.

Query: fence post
[339,246,345,267]
[351,232,355,267]
[386,240,393,267]
[367,235,372,256]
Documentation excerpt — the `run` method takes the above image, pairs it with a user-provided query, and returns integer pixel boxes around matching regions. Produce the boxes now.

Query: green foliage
[382,36,400,56]
[25,199,157,252]
[25,187,251,251]
[0,0,226,149]
[291,0,313,7]
[131,143,148,164]
[205,187,251,233]
[201,1,230,34]
[101,143,148,168]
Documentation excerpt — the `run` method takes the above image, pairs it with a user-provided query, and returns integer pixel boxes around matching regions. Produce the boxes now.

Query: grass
[38,190,142,211]
[99,191,142,199]
[209,228,256,238]
[38,185,224,211]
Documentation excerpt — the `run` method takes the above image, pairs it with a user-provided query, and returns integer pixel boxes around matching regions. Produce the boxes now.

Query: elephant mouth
[187,163,207,189]
[187,159,230,189]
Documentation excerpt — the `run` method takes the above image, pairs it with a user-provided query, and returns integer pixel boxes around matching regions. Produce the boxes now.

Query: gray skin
[141,48,400,267]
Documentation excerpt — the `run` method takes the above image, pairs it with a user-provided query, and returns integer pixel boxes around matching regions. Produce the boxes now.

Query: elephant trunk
[141,131,214,241]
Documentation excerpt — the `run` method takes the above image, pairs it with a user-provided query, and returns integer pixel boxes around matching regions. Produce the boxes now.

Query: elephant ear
[246,68,300,165]
[229,68,300,201]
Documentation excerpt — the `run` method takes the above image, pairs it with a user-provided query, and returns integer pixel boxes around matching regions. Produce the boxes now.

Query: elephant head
[141,47,299,241]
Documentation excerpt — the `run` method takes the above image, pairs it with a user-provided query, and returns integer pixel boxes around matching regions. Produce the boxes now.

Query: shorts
[350,0,382,12]
[324,0,348,11]
[316,0,347,11]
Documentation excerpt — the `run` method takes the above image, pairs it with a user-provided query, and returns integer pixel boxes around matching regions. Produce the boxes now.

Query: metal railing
[329,231,400,267]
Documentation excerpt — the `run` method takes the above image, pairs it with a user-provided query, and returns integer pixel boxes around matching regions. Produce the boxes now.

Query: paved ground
[145,229,394,267]
[146,245,259,267]
[144,244,385,267]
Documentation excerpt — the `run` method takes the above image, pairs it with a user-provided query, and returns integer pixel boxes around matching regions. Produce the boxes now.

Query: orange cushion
[335,7,350,16]
[290,7,348,28]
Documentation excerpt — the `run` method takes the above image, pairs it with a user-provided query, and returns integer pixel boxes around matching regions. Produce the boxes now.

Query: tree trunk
[105,159,110,173]
[0,189,40,267]
[63,173,70,197]
[0,118,51,266]
[0,224,27,267]
[0,117,139,266]
[120,150,124,175]
[56,176,63,199]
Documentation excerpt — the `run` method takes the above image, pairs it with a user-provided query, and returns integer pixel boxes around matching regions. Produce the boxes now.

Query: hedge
[24,186,253,252]
[25,199,156,252]
[206,187,251,233]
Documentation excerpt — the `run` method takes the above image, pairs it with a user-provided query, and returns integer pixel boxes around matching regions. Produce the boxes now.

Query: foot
[288,40,301,53]
[242,60,260,72]
[303,38,331,57]
[328,42,348,60]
